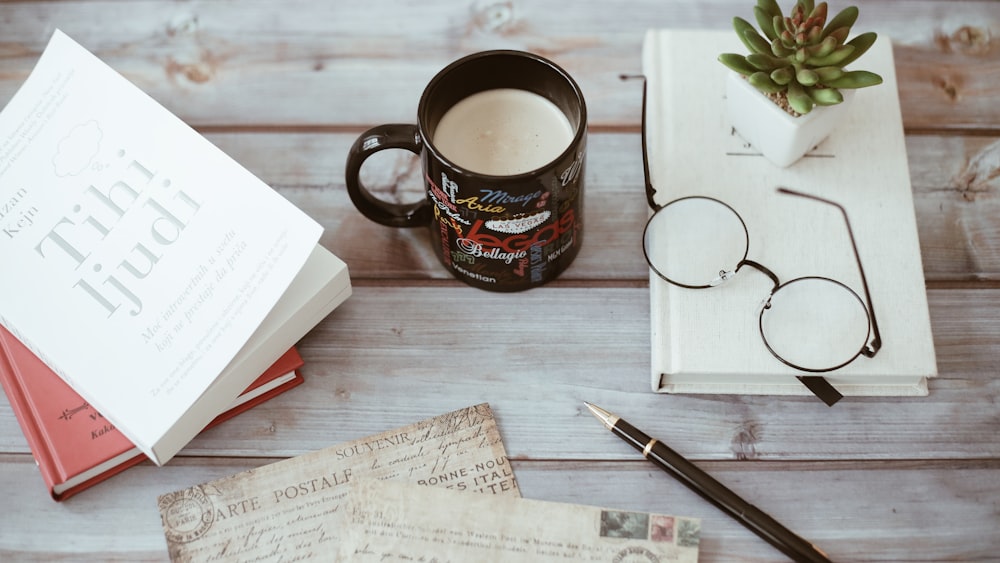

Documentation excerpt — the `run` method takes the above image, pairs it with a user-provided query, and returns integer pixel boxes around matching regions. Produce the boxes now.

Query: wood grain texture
[194,131,1000,283]
[4,287,994,461]
[0,2,997,130]
[1,455,997,562]
[1,1,999,561]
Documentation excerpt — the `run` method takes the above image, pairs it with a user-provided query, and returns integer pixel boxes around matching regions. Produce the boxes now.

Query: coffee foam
[432,88,574,176]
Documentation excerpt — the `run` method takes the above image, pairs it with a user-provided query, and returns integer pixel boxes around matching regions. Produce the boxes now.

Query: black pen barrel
[612,419,832,563]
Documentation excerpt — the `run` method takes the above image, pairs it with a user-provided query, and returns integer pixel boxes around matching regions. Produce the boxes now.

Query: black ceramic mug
[345,50,587,292]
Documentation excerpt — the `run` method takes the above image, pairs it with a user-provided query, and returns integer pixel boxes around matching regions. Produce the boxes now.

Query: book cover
[0,325,304,501]
[642,30,936,397]
[0,29,327,464]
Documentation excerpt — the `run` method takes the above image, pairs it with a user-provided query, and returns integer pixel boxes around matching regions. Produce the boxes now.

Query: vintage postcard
[337,478,701,562]
[157,403,518,561]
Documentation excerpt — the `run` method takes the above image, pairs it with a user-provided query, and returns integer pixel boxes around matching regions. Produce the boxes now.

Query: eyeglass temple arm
[776,187,882,357]
[620,74,661,211]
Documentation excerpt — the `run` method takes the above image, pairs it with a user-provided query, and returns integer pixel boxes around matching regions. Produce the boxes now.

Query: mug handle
[344,124,433,228]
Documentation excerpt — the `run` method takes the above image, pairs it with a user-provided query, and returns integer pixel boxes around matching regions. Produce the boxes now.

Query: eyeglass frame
[629,74,882,406]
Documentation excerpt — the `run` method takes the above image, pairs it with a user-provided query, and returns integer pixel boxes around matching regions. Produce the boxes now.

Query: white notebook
[642,29,936,398]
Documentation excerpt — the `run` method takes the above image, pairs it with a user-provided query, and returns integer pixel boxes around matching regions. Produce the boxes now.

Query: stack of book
[0,30,352,499]
[0,327,305,500]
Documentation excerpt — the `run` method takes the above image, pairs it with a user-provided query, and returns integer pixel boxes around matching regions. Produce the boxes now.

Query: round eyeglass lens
[642,197,749,288]
[759,277,871,372]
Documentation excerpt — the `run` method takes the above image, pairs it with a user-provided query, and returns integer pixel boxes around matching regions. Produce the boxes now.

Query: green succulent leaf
[825,26,851,44]
[718,53,759,75]
[809,35,838,58]
[772,15,786,39]
[780,30,796,48]
[805,25,823,45]
[810,88,845,105]
[822,6,859,38]
[733,17,762,53]
[757,0,783,19]
[808,2,829,24]
[743,27,773,54]
[771,37,794,57]
[799,0,816,16]
[771,67,794,85]
[806,44,855,66]
[787,81,816,114]
[747,52,785,70]
[814,66,844,82]
[823,70,883,89]
[838,32,878,67]
[797,67,820,86]
[748,71,784,93]
[754,6,778,41]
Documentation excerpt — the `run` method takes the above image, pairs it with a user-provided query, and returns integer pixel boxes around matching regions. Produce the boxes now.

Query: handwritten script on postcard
[336,478,701,562]
[157,404,519,562]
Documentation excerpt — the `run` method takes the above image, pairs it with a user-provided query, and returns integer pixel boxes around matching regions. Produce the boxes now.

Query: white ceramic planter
[725,71,853,168]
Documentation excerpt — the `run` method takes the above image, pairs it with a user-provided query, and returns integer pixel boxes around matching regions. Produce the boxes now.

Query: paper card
[158,404,519,562]
[336,478,701,562]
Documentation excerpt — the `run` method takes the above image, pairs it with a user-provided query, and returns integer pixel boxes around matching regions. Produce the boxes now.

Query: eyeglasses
[634,76,881,406]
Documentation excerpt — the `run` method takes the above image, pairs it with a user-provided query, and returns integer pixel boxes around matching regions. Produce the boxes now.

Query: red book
[0,326,304,501]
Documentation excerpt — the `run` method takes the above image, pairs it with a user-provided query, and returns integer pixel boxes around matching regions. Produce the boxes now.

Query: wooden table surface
[2,1,999,561]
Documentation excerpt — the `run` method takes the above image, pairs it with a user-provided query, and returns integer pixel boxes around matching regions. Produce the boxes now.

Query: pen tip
[584,402,617,430]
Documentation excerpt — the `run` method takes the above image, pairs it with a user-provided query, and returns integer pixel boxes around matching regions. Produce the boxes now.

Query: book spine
[0,330,64,496]
[642,32,681,386]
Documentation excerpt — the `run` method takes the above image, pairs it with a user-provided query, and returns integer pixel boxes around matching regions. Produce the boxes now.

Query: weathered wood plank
[516,460,1000,562]
[198,131,1000,283]
[192,287,1000,461]
[0,1,997,130]
[3,288,996,460]
[1,455,996,562]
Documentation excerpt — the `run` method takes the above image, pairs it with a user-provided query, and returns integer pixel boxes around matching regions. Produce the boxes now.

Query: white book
[0,30,349,464]
[642,30,936,398]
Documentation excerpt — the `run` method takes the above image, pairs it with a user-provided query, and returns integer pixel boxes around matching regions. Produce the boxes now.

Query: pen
[584,402,833,563]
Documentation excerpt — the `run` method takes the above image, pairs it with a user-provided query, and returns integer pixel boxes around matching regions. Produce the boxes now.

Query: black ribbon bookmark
[798,376,843,407]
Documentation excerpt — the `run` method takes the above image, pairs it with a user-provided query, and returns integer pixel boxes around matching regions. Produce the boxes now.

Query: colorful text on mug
[345,50,587,292]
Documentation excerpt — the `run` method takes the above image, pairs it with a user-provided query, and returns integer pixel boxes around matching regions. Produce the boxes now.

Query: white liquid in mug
[432,88,575,176]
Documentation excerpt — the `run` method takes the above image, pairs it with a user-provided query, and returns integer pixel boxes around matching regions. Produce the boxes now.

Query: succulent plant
[718,0,883,115]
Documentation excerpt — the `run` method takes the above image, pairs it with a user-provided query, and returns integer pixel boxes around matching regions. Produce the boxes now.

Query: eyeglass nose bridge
[737,259,780,290]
